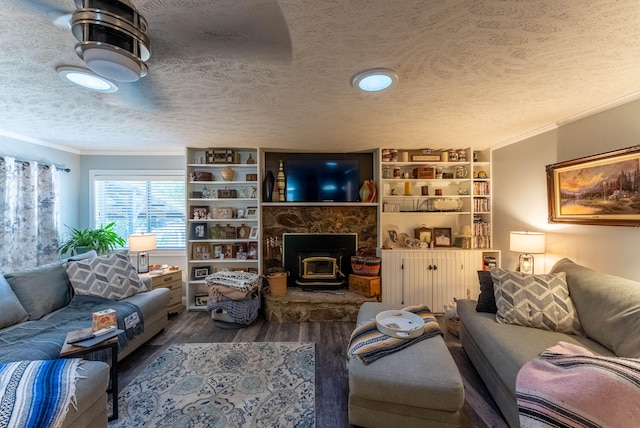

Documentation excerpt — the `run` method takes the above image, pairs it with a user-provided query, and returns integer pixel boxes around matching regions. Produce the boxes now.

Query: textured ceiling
[1,0,640,154]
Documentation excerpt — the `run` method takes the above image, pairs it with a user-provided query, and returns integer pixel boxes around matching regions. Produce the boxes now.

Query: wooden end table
[60,328,119,421]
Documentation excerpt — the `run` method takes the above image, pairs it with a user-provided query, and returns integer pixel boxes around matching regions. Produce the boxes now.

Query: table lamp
[509,231,546,274]
[129,233,156,273]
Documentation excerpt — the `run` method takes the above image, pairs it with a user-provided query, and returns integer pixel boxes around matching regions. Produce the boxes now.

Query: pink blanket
[516,341,640,428]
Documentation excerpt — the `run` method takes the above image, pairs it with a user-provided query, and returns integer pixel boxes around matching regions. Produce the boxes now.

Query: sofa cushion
[4,261,74,320]
[490,267,584,336]
[0,275,29,328]
[476,270,497,313]
[550,258,640,358]
[66,252,147,300]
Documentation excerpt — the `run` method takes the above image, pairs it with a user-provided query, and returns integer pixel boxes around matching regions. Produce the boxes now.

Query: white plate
[375,310,425,339]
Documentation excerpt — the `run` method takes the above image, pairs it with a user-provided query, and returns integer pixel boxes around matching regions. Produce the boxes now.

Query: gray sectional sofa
[0,251,171,428]
[457,258,640,427]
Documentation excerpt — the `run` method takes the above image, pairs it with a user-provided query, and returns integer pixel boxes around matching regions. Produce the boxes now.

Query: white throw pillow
[66,252,147,300]
[490,267,584,336]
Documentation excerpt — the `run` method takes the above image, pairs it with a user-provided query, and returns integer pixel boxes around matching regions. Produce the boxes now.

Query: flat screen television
[285,159,360,202]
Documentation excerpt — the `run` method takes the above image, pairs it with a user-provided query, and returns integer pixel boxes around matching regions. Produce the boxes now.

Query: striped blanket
[0,358,82,428]
[347,305,442,365]
[517,341,640,428]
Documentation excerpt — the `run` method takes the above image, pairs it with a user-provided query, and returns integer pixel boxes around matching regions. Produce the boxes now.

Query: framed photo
[215,207,234,219]
[247,242,258,259]
[249,226,259,240]
[189,205,209,220]
[233,242,247,258]
[245,206,258,219]
[191,266,211,280]
[547,146,640,226]
[433,227,452,247]
[222,243,234,259]
[414,226,432,243]
[194,295,208,306]
[212,244,224,259]
[191,242,210,260]
[190,222,207,240]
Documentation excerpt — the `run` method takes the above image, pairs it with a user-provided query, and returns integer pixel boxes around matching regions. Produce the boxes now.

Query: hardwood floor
[117,312,509,427]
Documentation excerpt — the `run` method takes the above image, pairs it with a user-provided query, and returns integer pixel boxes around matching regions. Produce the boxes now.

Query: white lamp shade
[510,231,546,254]
[129,233,157,252]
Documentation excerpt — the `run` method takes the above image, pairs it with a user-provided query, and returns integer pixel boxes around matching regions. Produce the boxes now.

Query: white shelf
[187,163,257,168]
[188,258,259,263]
[261,202,377,207]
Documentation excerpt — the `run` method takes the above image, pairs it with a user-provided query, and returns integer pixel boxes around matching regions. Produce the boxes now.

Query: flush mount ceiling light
[71,0,151,82]
[351,68,398,92]
[56,66,118,92]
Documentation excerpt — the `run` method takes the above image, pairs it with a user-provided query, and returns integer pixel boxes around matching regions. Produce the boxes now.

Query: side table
[60,328,119,421]
[141,269,184,314]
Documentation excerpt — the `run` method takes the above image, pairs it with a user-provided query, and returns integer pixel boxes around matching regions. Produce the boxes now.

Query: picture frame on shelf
[194,295,208,306]
[215,207,234,219]
[223,244,234,259]
[189,205,209,220]
[190,222,207,240]
[414,226,432,244]
[191,242,210,260]
[433,227,452,247]
[245,206,258,219]
[233,243,247,258]
[247,242,258,259]
[546,145,640,226]
[249,226,259,240]
[191,266,211,280]
[213,244,223,259]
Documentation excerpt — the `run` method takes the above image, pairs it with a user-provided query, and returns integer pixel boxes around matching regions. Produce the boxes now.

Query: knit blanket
[0,358,81,428]
[516,341,640,428]
[347,305,442,365]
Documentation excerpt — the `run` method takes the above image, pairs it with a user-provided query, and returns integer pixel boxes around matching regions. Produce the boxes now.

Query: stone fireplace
[261,205,379,322]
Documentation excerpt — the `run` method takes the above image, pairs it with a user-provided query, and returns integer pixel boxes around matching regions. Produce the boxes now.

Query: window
[91,170,185,249]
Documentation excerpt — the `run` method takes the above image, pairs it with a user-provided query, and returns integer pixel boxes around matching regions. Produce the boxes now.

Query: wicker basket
[267,272,288,297]
[445,317,460,337]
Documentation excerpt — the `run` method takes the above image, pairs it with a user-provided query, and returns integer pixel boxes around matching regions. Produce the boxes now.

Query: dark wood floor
[117,311,509,428]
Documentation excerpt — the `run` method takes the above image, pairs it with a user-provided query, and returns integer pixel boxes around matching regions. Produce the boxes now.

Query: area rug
[109,342,315,427]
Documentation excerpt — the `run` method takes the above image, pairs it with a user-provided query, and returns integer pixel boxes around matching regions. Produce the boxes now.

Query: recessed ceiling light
[351,68,398,92]
[56,66,118,93]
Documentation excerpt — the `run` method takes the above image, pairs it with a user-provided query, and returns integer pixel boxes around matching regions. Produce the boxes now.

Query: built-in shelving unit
[185,147,260,311]
[378,147,493,250]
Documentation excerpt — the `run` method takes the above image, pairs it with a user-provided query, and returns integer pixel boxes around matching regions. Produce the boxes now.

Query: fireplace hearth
[283,233,357,290]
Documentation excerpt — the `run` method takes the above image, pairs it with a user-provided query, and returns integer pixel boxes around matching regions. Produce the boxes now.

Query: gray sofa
[0,251,171,428]
[457,258,640,428]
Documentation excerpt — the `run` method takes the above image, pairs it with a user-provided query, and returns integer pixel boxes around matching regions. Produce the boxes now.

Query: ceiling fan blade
[111,76,163,111]
[14,0,72,17]
[145,0,292,63]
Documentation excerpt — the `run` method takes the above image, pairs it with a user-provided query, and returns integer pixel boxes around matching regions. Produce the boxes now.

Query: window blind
[92,171,186,249]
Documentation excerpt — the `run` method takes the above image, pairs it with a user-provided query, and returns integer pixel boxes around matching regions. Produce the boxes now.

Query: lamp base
[137,251,149,273]
[518,253,534,274]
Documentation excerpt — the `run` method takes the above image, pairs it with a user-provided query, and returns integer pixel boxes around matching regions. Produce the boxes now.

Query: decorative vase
[221,166,235,181]
[262,170,274,202]
[246,153,255,164]
[277,160,286,202]
[359,180,377,202]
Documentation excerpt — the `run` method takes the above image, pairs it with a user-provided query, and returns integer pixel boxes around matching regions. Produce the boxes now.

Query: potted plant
[58,222,126,256]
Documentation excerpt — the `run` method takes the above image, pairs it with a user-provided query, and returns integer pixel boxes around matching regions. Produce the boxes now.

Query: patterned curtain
[0,156,60,272]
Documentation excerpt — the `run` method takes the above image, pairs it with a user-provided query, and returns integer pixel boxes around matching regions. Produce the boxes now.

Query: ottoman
[348,302,464,428]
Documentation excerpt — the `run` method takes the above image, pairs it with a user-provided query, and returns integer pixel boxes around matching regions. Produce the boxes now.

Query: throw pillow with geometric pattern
[65,252,147,300]
[490,267,584,336]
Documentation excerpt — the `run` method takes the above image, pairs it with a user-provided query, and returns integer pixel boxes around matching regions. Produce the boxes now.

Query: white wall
[493,99,640,280]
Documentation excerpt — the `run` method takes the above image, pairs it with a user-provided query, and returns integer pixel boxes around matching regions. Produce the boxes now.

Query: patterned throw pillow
[65,252,147,300]
[490,267,584,336]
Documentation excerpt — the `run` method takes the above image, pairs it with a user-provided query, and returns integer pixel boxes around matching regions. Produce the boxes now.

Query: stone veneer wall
[262,205,378,257]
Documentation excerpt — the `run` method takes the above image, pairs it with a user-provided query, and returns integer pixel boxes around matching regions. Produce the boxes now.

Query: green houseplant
[58,222,126,256]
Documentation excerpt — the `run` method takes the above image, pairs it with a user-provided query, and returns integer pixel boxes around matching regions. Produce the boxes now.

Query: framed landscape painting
[546,146,640,226]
